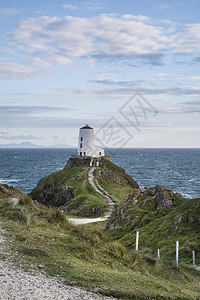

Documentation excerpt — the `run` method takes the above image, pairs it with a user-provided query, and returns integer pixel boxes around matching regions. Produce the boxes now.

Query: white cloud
[3,13,200,77]
[63,4,78,10]
[154,4,172,10]
[0,58,36,79]
[4,14,175,72]
[174,23,200,53]
[0,7,21,15]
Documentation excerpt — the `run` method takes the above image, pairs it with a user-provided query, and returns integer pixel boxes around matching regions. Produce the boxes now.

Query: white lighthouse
[77,124,104,157]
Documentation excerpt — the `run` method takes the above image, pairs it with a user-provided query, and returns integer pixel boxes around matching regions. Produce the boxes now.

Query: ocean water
[0,148,199,199]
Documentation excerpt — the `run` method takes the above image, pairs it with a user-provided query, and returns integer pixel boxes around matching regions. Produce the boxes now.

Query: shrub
[106,242,126,259]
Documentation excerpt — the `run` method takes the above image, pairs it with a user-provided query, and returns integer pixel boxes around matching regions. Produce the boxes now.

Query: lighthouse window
[80,143,82,148]
[99,152,101,155]
[80,137,83,141]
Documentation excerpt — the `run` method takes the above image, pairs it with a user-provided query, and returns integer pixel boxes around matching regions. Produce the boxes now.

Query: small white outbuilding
[77,124,105,157]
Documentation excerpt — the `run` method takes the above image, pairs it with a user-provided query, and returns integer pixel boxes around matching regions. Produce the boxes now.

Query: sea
[0,148,199,199]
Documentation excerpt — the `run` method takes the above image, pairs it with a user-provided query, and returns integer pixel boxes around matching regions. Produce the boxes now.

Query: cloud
[4,14,176,75]
[63,4,78,10]
[174,23,200,54]
[0,58,35,79]
[90,78,144,87]
[89,78,200,96]
[86,1,104,11]
[192,56,200,63]
[3,13,200,76]
[154,4,172,10]
[0,105,79,128]
[0,134,42,140]
[0,7,21,15]
[160,99,200,114]
[91,53,164,66]
[0,106,73,116]
[0,58,49,80]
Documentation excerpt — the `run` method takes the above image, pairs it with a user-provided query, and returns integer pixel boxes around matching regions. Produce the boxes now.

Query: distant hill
[0,142,73,148]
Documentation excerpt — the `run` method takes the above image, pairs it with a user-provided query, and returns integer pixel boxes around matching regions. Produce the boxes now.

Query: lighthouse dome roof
[80,124,93,129]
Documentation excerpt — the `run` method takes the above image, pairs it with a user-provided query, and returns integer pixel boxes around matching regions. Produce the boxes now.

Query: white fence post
[192,251,196,268]
[157,249,160,259]
[176,241,179,267]
[136,231,139,251]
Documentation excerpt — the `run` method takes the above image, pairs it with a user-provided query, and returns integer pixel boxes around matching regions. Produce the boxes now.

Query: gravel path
[0,223,116,300]
[68,167,115,225]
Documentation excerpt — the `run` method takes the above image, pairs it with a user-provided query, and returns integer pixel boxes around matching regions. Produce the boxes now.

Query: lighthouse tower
[77,124,104,157]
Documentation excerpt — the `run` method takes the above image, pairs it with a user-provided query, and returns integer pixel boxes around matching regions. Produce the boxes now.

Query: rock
[126,190,140,205]
[152,185,174,210]
[30,155,139,216]
[63,156,92,169]
[30,183,74,207]
[171,215,183,230]
[38,264,44,268]
[105,184,176,231]
[187,215,200,223]
[94,169,121,185]
[95,158,139,189]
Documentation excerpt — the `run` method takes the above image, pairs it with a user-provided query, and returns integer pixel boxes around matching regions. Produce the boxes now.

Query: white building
[77,124,105,157]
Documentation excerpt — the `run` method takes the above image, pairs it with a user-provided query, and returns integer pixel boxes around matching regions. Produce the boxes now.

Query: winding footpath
[68,167,115,225]
[0,223,116,300]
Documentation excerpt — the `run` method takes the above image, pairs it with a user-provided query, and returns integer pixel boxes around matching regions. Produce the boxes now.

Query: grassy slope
[0,187,200,299]
[107,193,200,264]
[30,166,107,216]
[95,159,136,202]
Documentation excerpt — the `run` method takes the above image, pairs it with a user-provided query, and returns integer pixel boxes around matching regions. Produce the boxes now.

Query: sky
[0,0,200,149]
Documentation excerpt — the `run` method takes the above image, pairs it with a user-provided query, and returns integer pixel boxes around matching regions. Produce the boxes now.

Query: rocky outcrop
[30,182,74,207]
[0,183,26,201]
[30,155,140,216]
[95,158,139,189]
[152,185,174,210]
[105,185,175,231]
[187,215,200,223]
[94,169,121,185]
[63,156,92,169]
[171,215,183,230]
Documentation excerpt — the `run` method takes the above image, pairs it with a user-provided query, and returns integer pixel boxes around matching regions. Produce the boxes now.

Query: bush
[106,242,126,259]
[18,196,34,208]
[5,206,28,223]
[38,206,66,225]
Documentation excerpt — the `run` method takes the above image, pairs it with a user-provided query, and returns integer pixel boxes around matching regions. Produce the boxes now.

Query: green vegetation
[30,158,139,216]
[95,158,138,202]
[1,183,200,299]
[30,165,107,216]
[107,192,200,265]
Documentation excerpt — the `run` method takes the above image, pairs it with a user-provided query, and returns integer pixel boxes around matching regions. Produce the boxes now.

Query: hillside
[30,156,139,217]
[105,185,200,264]
[1,182,200,299]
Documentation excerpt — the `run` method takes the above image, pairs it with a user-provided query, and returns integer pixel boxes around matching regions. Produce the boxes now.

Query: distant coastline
[0,142,199,149]
[0,142,74,149]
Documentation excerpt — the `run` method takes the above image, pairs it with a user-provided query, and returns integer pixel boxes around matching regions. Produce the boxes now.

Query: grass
[30,166,107,217]
[96,177,133,203]
[107,194,200,265]
[94,158,136,202]
[0,193,200,299]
